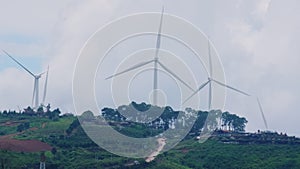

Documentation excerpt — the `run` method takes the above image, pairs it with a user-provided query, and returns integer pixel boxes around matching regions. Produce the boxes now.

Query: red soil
[0,139,52,152]
[0,121,21,127]
[0,121,52,152]
[0,133,19,140]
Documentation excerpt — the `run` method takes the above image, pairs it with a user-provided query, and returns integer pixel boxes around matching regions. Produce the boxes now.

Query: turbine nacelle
[35,71,46,79]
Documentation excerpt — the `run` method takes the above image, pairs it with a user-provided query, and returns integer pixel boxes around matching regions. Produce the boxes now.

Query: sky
[0,0,299,136]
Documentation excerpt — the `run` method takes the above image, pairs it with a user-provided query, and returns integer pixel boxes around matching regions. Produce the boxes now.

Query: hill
[0,104,299,169]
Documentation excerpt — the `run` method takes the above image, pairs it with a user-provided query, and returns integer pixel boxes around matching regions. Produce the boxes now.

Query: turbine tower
[3,50,49,109]
[153,6,164,105]
[106,7,194,105]
[183,40,268,129]
[42,65,49,106]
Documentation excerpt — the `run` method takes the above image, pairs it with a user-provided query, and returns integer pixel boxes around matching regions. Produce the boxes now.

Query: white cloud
[219,0,300,134]
[0,0,300,136]
[251,0,271,21]
[44,0,118,111]
[0,68,33,109]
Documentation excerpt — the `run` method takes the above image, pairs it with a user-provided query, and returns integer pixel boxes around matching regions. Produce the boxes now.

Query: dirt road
[145,138,166,162]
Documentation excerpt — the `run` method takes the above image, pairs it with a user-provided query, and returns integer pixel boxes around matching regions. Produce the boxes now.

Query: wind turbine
[2,50,49,109]
[183,40,250,108]
[106,7,194,105]
[183,40,268,129]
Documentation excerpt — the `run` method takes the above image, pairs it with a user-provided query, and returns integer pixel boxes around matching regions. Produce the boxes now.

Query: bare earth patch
[0,125,51,152]
[145,138,166,162]
[0,139,52,152]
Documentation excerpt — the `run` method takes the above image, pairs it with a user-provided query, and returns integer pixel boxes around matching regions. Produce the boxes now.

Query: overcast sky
[0,0,299,136]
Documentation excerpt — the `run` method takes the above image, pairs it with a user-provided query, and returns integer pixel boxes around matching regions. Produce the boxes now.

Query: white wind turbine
[105,7,194,105]
[3,50,49,109]
[183,40,268,129]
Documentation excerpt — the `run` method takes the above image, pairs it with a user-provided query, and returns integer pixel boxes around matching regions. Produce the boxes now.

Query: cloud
[0,0,300,136]
[0,68,33,110]
[44,0,118,111]
[218,0,300,134]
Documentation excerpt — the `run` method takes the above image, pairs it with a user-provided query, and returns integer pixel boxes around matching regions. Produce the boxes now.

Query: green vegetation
[149,139,300,169]
[0,103,299,169]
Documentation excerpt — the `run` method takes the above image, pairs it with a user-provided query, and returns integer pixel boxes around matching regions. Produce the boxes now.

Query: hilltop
[0,103,299,169]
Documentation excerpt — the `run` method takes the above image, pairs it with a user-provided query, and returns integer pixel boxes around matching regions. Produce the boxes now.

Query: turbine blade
[153,60,158,105]
[208,82,212,110]
[105,59,154,80]
[210,78,251,96]
[183,80,210,104]
[42,66,49,104]
[153,6,164,106]
[257,97,268,129]
[2,50,35,77]
[158,61,195,92]
[208,39,213,77]
[155,6,164,59]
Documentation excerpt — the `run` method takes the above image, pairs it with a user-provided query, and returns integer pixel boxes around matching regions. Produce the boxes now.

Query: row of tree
[0,105,61,120]
[100,102,248,132]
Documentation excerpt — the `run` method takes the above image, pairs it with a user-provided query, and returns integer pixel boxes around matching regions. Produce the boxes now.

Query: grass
[14,116,75,140]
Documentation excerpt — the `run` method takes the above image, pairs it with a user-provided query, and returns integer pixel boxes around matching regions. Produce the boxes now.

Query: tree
[17,122,30,132]
[80,110,95,122]
[232,116,247,132]
[37,106,44,114]
[191,110,208,133]
[47,108,61,120]
[23,106,35,115]
[66,119,80,135]
[221,112,230,130]
[51,147,57,155]
[221,112,247,132]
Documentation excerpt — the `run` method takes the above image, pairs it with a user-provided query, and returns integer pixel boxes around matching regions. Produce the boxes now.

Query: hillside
[0,105,300,169]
